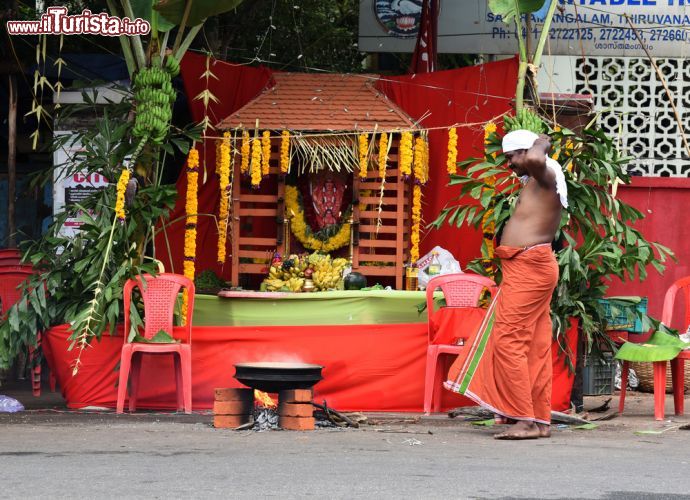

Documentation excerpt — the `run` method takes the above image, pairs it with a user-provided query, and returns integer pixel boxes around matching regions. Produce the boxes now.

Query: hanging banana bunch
[503,108,544,134]
[132,56,179,145]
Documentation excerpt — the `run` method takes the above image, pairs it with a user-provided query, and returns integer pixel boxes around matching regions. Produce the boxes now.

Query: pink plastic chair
[116,273,194,414]
[0,266,53,396]
[423,273,497,414]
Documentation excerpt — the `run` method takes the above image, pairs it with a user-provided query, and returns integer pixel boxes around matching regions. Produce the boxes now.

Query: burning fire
[254,390,277,408]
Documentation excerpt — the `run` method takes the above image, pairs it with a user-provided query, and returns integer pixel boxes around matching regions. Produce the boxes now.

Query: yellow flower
[284,185,350,252]
[261,130,271,177]
[378,132,388,179]
[182,146,200,323]
[447,127,458,176]
[358,133,369,179]
[410,184,422,263]
[484,122,497,142]
[250,137,262,188]
[240,130,250,174]
[413,136,428,185]
[399,131,413,178]
[280,130,290,173]
[114,168,130,222]
[217,132,231,264]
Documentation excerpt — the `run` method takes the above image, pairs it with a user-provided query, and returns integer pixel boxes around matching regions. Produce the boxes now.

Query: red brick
[279,415,315,431]
[214,414,252,429]
[213,399,253,415]
[214,388,253,402]
[278,389,313,403]
[278,402,314,418]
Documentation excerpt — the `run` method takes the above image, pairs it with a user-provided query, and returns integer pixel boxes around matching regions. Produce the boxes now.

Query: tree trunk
[7,74,17,248]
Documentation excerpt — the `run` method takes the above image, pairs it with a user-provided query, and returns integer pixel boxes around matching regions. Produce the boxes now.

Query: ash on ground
[253,406,279,431]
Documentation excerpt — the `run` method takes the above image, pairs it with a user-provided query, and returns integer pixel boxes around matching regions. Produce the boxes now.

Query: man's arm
[524,135,555,188]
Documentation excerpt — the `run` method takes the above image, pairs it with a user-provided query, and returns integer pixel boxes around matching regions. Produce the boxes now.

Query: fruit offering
[260,252,349,292]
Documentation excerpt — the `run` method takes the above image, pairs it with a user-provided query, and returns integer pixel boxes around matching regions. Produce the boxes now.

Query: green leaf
[488,0,546,24]
[573,423,599,430]
[131,0,176,31]
[154,0,245,26]
[470,419,496,427]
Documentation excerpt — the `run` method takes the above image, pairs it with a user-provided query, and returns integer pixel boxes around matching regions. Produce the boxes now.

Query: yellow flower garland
[410,184,422,263]
[280,130,290,173]
[182,147,199,322]
[217,132,231,264]
[114,168,130,222]
[399,131,413,178]
[261,130,271,177]
[413,136,426,184]
[481,122,497,276]
[284,185,351,253]
[358,133,369,179]
[240,130,250,174]
[378,132,388,179]
[250,136,262,188]
[447,127,458,175]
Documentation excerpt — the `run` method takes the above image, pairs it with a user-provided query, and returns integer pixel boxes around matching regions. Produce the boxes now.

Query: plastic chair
[423,273,497,414]
[116,273,194,414]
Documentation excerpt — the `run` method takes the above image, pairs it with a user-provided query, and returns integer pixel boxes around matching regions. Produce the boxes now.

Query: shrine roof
[217,72,417,132]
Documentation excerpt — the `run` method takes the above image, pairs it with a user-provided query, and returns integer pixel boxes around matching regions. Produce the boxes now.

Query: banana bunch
[132,60,177,144]
[312,256,348,291]
[263,278,287,292]
[503,108,545,134]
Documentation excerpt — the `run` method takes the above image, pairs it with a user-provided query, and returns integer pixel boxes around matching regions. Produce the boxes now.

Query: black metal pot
[234,362,323,393]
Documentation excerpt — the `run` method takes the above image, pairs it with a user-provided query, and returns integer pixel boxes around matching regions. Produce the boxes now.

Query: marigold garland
[240,130,250,174]
[399,131,413,178]
[284,185,351,253]
[378,132,388,179]
[280,130,290,173]
[410,184,422,264]
[481,122,497,276]
[261,130,271,177]
[358,133,369,179]
[114,168,130,222]
[413,136,426,184]
[182,147,199,322]
[217,132,231,264]
[447,127,458,175]
[250,136,262,188]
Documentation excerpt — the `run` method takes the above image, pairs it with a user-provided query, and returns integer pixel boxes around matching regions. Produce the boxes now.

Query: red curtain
[376,57,518,268]
[155,53,273,278]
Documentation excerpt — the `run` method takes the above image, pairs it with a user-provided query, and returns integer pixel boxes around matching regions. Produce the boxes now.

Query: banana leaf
[615,331,688,362]
[154,0,244,26]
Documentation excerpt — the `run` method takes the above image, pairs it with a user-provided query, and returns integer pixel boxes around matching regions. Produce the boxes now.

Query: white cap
[502,129,539,153]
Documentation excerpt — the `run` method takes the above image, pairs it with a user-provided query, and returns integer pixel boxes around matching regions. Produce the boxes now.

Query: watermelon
[344,272,367,290]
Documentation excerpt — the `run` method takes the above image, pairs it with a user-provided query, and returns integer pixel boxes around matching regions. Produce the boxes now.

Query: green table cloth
[193,290,433,326]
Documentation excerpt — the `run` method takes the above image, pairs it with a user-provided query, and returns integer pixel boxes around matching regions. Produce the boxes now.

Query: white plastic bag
[0,395,24,413]
[416,246,462,290]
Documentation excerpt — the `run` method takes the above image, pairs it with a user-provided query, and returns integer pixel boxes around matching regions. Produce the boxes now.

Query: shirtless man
[445,129,568,440]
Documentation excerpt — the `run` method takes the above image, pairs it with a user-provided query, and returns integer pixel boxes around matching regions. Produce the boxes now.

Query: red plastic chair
[652,277,690,420]
[423,273,497,414]
[116,273,194,414]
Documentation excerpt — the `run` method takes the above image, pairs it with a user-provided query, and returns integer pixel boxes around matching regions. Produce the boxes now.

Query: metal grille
[573,56,690,177]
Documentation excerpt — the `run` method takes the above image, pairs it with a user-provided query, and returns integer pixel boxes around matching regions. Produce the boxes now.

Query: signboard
[359,0,690,57]
[53,132,109,238]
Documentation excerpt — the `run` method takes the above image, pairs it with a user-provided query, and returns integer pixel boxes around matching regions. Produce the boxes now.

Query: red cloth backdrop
[376,57,518,267]
[43,315,575,412]
[155,53,273,278]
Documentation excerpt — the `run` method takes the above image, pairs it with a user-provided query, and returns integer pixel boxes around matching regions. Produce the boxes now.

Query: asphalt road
[2,409,690,500]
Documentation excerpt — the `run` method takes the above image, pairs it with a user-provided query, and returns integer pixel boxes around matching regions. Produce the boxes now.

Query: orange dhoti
[444,244,558,424]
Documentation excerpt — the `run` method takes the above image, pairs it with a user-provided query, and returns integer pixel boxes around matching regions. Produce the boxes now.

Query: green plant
[431,121,675,353]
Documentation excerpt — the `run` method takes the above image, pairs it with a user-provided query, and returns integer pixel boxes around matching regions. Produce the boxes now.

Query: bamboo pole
[7,75,17,247]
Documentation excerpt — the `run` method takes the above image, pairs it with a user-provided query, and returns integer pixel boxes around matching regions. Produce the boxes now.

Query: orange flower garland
[182,147,199,322]
[410,135,428,264]
[280,130,290,173]
[378,132,388,179]
[358,133,369,179]
[446,127,458,175]
[250,136,262,188]
[261,130,271,177]
[240,130,250,175]
[114,168,130,222]
[216,132,231,264]
[399,131,413,178]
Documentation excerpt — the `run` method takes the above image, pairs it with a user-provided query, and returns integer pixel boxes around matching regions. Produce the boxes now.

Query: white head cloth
[502,129,569,209]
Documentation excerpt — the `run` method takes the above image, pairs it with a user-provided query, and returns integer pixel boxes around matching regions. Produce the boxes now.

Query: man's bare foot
[493,420,540,440]
[536,423,551,438]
